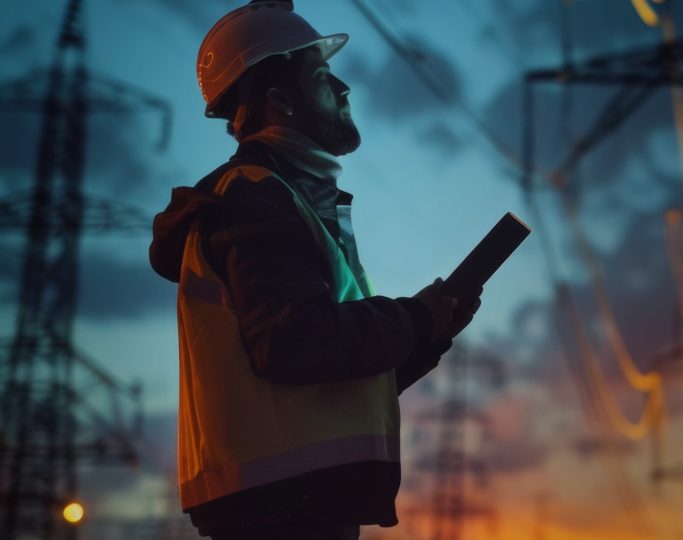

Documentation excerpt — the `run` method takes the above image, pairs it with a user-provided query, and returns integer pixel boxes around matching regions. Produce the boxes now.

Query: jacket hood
[149,186,222,283]
[149,136,327,283]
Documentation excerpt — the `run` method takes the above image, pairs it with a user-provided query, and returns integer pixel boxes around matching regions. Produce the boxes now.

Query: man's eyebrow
[312,62,330,74]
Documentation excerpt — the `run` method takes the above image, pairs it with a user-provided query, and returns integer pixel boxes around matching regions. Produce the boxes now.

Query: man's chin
[326,123,361,156]
[304,115,361,156]
[333,132,361,156]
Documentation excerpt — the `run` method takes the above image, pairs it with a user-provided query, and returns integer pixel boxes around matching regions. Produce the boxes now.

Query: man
[150,1,482,539]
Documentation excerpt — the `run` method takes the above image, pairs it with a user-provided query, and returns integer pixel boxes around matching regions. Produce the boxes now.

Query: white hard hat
[197,0,349,118]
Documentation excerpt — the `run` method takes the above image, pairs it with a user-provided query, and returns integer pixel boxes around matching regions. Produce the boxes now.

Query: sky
[1,0,683,539]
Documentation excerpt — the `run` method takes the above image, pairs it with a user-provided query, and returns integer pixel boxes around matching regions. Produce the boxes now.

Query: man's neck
[241,126,342,184]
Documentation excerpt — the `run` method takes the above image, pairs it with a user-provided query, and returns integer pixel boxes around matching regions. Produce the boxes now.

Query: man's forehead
[299,46,328,68]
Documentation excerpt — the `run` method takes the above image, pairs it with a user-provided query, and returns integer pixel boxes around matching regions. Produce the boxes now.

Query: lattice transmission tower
[408,345,504,540]
[522,16,683,496]
[0,1,170,538]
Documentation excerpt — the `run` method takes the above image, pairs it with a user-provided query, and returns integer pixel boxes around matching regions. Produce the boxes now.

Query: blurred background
[0,0,682,538]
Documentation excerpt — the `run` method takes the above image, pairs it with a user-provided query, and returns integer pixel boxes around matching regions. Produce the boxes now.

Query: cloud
[0,240,174,321]
[0,24,35,54]
[481,33,683,388]
[340,37,462,157]
[483,436,549,473]
[0,104,165,195]
[0,95,174,321]
[375,0,416,17]
[483,0,683,203]
[485,81,679,197]
[342,35,460,122]
[77,248,176,320]
[572,205,682,363]
[572,435,636,459]
[472,387,553,473]
[121,0,241,33]
[417,122,462,157]
[74,409,180,537]
[472,166,682,423]
[0,112,41,179]
[78,409,177,490]
[488,0,678,63]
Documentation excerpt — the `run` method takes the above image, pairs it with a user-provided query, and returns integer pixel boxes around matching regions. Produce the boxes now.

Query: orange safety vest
[176,165,401,510]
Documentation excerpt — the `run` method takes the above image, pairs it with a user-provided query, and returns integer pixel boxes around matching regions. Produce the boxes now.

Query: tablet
[441,212,531,299]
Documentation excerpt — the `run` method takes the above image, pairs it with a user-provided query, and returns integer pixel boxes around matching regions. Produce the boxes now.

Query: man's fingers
[452,296,480,313]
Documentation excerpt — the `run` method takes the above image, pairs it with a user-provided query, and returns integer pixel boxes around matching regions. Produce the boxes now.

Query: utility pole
[0,1,170,538]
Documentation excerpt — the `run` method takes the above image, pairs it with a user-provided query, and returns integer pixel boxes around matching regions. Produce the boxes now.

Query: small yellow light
[63,502,84,524]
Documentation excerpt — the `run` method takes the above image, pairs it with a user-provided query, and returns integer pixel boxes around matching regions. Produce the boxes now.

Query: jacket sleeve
[204,175,430,385]
[394,339,452,395]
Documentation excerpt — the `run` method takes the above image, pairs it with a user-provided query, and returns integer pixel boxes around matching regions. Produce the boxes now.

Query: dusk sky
[1,0,682,538]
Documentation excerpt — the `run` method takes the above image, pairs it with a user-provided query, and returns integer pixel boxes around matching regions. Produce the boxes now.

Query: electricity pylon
[0,1,170,538]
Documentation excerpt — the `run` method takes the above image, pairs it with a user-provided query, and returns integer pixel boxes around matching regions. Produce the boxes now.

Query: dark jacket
[149,140,450,536]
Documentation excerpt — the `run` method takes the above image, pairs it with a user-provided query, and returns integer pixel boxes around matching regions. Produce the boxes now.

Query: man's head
[197,1,359,156]
[220,46,360,156]
[287,47,361,156]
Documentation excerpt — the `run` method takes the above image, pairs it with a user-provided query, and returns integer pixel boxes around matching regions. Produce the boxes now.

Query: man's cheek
[314,88,337,112]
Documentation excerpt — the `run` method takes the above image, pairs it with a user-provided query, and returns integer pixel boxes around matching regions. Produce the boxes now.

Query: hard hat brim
[312,33,349,61]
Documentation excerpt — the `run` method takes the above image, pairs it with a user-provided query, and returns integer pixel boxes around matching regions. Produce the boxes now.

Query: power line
[348,0,524,174]
[521,7,683,536]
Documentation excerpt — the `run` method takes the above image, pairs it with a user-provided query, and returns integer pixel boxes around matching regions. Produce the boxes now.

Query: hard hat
[197,0,349,118]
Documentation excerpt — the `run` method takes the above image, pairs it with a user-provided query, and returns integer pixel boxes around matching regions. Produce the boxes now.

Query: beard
[317,115,361,156]
[299,100,362,156]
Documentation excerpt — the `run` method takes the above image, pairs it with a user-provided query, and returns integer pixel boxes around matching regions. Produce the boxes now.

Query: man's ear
[266,87,294,117]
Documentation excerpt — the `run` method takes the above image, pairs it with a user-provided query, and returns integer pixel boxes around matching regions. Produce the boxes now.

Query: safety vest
[176,164,401,510]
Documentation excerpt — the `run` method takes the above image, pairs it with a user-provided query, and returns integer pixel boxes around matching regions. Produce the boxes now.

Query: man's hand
[413,278,483,341]
[397,280,482,394]
[447,286,482,339]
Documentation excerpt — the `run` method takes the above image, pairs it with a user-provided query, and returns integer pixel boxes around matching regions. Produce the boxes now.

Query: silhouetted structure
[408,346,502,540]
[523,39,683,191]
[522,28,683,535]
[0,1,170,538]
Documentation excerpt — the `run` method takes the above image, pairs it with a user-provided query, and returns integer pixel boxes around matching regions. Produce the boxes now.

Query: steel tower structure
[408,346,503,540]
[0,0,170,538]
[522,35,683,488]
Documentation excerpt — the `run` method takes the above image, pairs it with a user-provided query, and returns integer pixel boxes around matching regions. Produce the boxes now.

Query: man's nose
[331,74,350,97]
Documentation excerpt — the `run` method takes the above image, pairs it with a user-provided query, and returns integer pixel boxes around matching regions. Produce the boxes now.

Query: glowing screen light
[62,502,85,524]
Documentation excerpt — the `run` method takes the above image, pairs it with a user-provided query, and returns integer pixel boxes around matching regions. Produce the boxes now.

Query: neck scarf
[242,126,342,184]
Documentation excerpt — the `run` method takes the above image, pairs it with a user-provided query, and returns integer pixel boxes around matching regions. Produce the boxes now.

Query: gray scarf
[242,126,343,184]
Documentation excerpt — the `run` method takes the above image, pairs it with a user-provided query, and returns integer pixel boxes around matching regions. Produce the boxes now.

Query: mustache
[337,95,350,109]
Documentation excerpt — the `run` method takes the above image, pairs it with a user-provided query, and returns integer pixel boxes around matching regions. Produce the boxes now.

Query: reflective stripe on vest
[176,165,399,509]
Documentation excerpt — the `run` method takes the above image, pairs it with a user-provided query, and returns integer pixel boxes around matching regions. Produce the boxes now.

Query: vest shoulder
[202,171,302,236]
